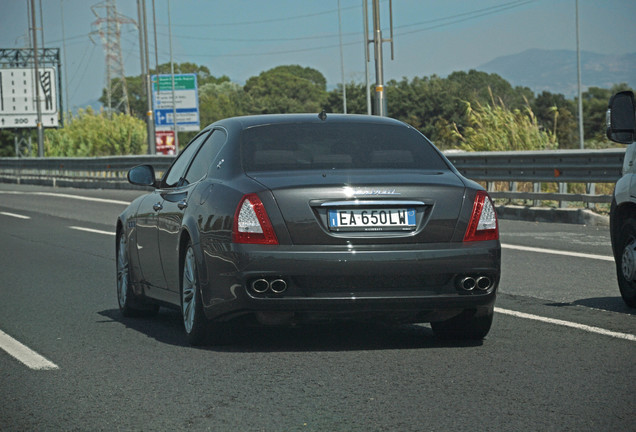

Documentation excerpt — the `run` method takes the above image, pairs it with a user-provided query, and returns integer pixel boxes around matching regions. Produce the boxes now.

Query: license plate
[328,208,416,232]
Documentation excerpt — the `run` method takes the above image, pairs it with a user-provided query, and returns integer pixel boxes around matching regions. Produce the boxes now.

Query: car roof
[211,113,412,131]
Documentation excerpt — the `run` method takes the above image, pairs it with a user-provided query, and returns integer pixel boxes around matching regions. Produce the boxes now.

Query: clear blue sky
[1,0,634,111]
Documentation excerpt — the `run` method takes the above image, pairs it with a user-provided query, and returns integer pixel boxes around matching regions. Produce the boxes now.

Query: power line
[151,0,537,59]
[398,0,537,37]
[169,3,360,27]
[47,0,536,63]
[69,45,97,104]
[397,0,536,31]
[160,0,535,42]
[156,31,361,43]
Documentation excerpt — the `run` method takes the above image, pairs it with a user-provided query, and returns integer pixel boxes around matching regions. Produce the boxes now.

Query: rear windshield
[241,122,449,172]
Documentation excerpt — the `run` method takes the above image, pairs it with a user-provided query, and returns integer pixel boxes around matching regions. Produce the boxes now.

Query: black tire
[181,243,233,346]
[181,244,209,345]
[431,308,494,340]
[616,218,636,308]
[116,232,159,317]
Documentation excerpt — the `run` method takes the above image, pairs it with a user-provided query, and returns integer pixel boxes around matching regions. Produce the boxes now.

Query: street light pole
[575,0,584,149]
[142,0,155,155]
[337,0,346,114]
[167,0,179,153]
[363,0,371,115]
[364,0,393,116]
[371,0,386,116]
[137,0,154,154]
[30,0,44,157]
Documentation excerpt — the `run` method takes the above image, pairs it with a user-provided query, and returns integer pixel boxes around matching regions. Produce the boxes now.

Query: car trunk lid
[247,170,466,245]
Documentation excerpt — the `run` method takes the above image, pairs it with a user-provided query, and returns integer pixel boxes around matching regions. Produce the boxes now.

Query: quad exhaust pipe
[250,278,288,295]
[458,275,492,291]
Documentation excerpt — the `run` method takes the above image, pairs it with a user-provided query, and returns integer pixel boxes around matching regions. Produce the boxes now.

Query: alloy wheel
[621,238,636,282]
[182,247,197,334]
[117,234,128,309]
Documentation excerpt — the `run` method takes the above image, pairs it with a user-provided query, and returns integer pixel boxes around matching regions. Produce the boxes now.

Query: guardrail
[445,148,624,207]
[0,149,626,205]
[0,155,175,189]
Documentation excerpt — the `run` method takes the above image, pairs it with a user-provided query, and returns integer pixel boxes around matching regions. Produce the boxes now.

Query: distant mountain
[478,48,636,97]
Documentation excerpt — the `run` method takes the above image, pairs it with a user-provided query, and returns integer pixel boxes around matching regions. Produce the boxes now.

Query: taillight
[232,193,278,245]
[463,190,499,242]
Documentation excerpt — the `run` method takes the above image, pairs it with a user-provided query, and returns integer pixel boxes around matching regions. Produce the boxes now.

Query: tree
[243,65,328,114]
[325,82,369,114]
[0,130,20,157]
[383,71,536,144]
[386,74,461,140]
[581,84,633,146]
[447,70,535,109]
[532,91,578,149]
[198,81,251,124]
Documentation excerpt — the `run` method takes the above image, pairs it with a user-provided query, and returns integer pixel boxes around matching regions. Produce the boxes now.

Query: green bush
[44,107,146,157]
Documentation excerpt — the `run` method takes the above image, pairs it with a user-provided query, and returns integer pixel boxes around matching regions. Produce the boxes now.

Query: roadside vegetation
[43,107,146,157]
[0,62,632,157]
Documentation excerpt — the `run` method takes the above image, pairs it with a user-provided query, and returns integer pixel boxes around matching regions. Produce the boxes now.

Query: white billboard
[0,68,59,128]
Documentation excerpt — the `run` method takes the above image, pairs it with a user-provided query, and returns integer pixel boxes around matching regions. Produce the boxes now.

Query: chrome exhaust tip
[269,279,288,294]
[251,279,270,294]
[460,277,476,291]
[476,276,491,291]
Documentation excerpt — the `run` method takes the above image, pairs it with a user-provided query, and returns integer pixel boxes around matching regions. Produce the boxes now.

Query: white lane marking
[502,243,614,262]
[0,211,31,220]
[69,226,115,236]
[495,307,635,342]
[0,330,59,370]
[0,191,130,206]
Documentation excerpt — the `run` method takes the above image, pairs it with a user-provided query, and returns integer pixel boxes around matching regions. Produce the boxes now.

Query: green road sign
[152,74,196,91]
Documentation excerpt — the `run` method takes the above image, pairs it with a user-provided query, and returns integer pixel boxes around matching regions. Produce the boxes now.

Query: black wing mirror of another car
[606,90,636,144]
[127,164,157,187]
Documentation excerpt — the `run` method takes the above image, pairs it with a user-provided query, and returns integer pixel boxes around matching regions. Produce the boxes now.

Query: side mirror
[127,164,157,187]
[606,90,636,144]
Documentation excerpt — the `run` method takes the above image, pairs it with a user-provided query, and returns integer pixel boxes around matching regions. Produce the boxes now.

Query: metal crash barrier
[0,149,626,206]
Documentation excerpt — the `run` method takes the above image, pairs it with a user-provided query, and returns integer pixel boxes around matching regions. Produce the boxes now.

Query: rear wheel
[181,243,233,346]
[616,218,636,308]
[181,245,209,345]
[117,232,158,317]
[431,308,493,340]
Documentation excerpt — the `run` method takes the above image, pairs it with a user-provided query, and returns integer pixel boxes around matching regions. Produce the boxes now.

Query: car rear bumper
[199,240,500,323]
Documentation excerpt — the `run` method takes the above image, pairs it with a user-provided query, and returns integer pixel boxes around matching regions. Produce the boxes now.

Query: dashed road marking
[0,191,130,206]
[495,307,635,342]
[502,243,614,262]
[0,330,59,370]
[0,211,31,220]
[69,226,115,236]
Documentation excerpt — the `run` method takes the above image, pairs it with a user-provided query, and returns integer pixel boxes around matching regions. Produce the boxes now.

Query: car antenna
[318,110,327,121]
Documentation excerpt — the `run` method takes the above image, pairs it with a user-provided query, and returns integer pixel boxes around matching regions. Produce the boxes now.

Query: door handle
[177,200,188,210]
[153,202,163,212]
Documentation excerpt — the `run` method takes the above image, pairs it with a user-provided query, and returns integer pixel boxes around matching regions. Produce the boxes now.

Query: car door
[157,128,228,293]
[135,191,166,291]
[136,130,210,296]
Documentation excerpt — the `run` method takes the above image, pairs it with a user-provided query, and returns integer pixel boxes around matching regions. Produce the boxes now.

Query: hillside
[478,48,636,96]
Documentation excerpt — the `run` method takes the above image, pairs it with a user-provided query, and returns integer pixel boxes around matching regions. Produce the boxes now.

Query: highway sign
[0,68,59,128]
[152,74,200,132]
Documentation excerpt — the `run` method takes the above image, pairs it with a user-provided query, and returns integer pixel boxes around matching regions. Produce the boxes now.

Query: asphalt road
[0,183,634,431]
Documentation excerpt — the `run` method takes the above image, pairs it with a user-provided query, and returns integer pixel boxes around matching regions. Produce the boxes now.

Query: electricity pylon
[90,0,135,116]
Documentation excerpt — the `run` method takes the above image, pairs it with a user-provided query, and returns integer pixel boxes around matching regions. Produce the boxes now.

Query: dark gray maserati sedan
[116,113,501,345]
